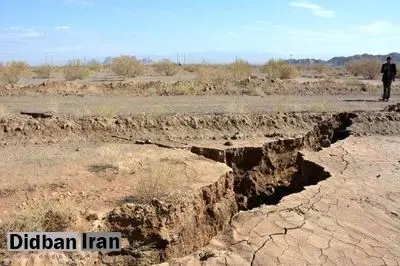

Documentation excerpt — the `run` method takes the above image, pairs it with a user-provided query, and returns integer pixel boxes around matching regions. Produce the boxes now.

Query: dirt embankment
[101,112,392,265]
[0,78,395,96]
[2,107,400,265]
[0,112,341,145]
[1,109,400,147]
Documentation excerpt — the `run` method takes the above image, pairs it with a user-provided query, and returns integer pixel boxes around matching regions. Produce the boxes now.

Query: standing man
[381,56,397,101]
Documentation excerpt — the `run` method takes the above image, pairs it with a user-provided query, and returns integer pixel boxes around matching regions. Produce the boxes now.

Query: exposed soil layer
[1,108,400,265]
[102,113,358,264]
[1,78,399,96]
[1,110,400,146]
[164,136,400,265]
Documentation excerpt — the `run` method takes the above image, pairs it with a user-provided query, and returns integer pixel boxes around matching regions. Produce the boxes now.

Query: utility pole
[176,52,179,64]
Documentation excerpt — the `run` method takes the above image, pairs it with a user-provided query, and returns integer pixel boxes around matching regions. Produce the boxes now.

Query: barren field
[0,74,399,265]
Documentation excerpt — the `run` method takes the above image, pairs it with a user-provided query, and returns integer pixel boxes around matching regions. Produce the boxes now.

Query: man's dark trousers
[383,78,392,100]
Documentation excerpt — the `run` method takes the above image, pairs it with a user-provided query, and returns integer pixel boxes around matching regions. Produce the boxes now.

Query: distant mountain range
[98,52,400,66]
[289,52,400,66]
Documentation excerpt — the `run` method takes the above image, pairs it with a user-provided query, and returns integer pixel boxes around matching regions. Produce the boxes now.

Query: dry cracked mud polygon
[163,136,400,266]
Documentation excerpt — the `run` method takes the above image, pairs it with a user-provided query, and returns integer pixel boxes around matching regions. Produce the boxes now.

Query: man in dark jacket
[381,56,397,101]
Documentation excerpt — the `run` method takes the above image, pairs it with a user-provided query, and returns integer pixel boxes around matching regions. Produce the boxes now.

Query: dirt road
[0,95,398,116]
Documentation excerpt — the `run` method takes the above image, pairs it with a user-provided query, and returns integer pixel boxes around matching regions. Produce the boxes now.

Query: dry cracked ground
[163,136,400,266]
[0,86,399,265]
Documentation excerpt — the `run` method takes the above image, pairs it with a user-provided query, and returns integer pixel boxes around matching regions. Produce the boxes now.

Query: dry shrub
[230,59,251,79]
[183,64,199,73]
[0,61,30,84]
[133,164,180,202]
[63,60,90,81]
[153,59,180,76]
[196,65,231,83]
[96,105,118,117]
[133,159,196,202]
[345,60,362,76]
[346,59,381,79]
[311,63,329,74]
[262,60,299,79]
[0,199,77,248]
[164,82,196,95]
[33,64,52,79]
[110,55,145,78]
[87,59,103,72]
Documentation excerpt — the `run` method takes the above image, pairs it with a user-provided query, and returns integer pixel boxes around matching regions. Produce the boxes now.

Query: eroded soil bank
[1,78,399,97]
[1,104,400,265]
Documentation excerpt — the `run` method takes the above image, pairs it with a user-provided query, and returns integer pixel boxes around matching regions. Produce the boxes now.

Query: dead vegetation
[195,64,231,83]
[110,55,145,78]
[230,59,251,79]
[262,59,299,79]
[0,61,30,84]
[33,64,53,79]
[153,59,181,76]
[310,63,329,74]
[132,160,193,202]
[87,59,103,72]
[63,60,90,81]
[0,199,77,248]
[345,59,381,79]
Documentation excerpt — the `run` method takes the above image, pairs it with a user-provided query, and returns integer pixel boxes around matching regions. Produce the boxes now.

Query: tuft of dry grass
[183,64,199,73]
[311,63,329,74]
[0,199,77,248]
[345,59,381,79]
[262,60,299,79]
[0,104,6,117]
[195,65,231,83]
[110,55,145,78]
[133,160,192,202]
[153,59,181,76]
[0,61,30,84]
[63,60,90,81]
[230,59,251,80]
[96,105,118,117]
[33,64,53,79]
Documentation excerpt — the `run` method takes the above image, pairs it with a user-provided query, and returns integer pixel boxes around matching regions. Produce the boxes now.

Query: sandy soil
[0,143,229,221]
[0,95,399,116]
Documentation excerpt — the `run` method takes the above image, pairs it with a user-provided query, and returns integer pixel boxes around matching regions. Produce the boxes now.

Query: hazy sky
[1,0,399,64]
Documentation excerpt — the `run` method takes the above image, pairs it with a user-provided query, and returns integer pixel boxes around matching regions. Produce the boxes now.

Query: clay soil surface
[164,136,400,265]
[0,78,399,265]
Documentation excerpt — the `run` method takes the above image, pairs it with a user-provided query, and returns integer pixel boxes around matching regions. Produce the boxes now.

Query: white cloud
[357,21,397,36]
[3,27,44,38]
[55,25,70,30]
[290,1,335,18]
